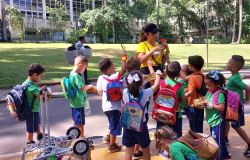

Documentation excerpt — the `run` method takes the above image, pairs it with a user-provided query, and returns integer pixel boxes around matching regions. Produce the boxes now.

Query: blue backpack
[103,76,123,102]
[6,82,36,121]
[121,90,145,132]
[61,74,78,99]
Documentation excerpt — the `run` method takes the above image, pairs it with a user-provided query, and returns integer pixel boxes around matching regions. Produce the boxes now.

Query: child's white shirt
[97,72,122,112]
[123,88,153,122]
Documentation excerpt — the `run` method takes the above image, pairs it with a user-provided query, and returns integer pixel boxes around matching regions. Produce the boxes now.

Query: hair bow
[210,70,220,80]
[127,74,140,84]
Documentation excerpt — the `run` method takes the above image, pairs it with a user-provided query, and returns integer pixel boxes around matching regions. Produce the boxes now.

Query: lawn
[0,43,250,88]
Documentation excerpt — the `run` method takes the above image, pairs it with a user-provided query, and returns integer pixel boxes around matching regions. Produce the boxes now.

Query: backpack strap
[22,82,37,109]
[160,79,167,88]
[127,90,144,104]
[172,82,183,92]
[69,74,78,95]
[194,73,204,98]
[103,72,121,82]
[213,90,226,105]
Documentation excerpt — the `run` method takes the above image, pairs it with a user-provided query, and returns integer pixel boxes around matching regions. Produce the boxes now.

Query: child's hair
[125,71,143,98]
[205,71,226,89]
[232,55,245,70]
[126,57,141,72]
[166,61,181,78]
[74,56,88,65]
[188,55,204,71]
[154,126,177,151]
[28,63,45,76]
[79,35,85,41]
[98,58,112,73]
[183,64,193,75]
[138,24,150,43]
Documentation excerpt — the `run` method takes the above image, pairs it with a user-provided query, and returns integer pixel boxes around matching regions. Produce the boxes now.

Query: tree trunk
[1,0,7,42]
[236,0,242,44]
[231,0,236,44]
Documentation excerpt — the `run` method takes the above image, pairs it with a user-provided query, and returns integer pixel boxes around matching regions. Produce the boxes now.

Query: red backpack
[103,75,123,102]
[152,80,182,125]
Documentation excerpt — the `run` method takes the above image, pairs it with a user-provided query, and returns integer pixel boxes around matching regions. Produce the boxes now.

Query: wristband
[121,55,127,61]
[207,102,213,109]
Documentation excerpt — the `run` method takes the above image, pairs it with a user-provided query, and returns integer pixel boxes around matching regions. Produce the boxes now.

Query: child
[154,126,201,160]
[96,51,127,153]
[123,70,161,160]
[225,55,250,157]
[177,64,193,126]
[70,56,94,138]
[201,71,231,160]
[24,63,45,144]
[181,56,205,133]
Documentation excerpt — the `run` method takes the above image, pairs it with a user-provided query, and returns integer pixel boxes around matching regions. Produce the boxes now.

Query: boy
[70,56,94,138]
[225,55,250,157]
[181,55,205,133]
[24,63,45,144]
[97,51,127,153]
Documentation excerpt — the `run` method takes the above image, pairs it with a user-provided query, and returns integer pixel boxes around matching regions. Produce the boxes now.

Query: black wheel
[66,126,81,139]
[73,139,89,155]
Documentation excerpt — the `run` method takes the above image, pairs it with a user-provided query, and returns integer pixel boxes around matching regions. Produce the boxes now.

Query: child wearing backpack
[69,56,94,138]
[225,55,250,157]
[24,63,45,144]
[96,51,127,153]
[181,56,206,133]
[122,70,161,160]
[201,71,231,160]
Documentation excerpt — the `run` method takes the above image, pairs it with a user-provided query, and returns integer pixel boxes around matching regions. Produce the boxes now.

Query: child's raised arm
[151,70,161,93]
[147,60,155,74]
[120,51,127,77]
[80,85,94,91]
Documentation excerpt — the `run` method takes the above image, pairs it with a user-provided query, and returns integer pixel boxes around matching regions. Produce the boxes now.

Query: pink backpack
[212,90,240,122]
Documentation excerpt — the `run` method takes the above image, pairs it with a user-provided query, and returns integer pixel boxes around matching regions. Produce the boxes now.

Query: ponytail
[138,26,148,43]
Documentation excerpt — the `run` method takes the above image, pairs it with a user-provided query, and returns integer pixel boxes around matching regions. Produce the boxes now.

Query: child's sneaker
[103,135,110,145]
[27,141,36,145]
[108,143,122,153]
[225,138,230,145]
[133,150,143,159]
[158,150,169,159]
[244,146,250,157]
[223,155,231,160]
[37,133,43,141]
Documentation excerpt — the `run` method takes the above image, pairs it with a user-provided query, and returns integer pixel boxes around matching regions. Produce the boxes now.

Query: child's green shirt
[176,76,189,108]
[70,72,86,108]
[205,92,225,127]
[23,79,40,112]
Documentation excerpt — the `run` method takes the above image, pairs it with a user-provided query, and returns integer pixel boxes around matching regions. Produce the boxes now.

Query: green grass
[0,43,250,88]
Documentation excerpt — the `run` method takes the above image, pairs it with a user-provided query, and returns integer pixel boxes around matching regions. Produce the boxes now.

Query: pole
[206,0,209,68]
[156,0,159,41]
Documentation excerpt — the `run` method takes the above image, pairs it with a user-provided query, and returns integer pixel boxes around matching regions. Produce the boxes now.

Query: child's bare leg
[234,127,250,144]
[125,146,135,160]
[27,132,33,142]
[134,144,140,154]
[225,121,230,138]
[107,129,110,136]
[36,125,41,135]
[110,134,116,145]
[141,146,151,160]
[75,125,84,138]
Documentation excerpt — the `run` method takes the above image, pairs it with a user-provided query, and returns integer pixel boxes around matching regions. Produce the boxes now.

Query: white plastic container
[84,100,91,116]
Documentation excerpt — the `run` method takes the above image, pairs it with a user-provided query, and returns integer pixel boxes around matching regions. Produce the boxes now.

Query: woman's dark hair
[28,63,45,76]
[138,25,149,43]
[125,71,143,98]
[154,126,177,151]
[205,72,226,89]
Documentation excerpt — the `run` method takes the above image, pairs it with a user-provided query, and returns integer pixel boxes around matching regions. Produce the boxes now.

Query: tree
[5,6,24,42]
[236,0,243,44]
[46,0,68,41]
[0,0,7,42]
[232,0,237,43]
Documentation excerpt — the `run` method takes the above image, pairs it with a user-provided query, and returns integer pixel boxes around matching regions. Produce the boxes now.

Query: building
[0,0,97,42]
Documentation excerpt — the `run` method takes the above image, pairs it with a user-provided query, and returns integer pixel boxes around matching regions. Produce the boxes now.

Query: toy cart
[22,86,91,160]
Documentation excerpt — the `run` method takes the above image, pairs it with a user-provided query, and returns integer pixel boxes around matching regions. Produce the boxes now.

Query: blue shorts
[72,107,85,125]
[156,112,182,138]
[26,112,40,133]
[231,113,245,128]
[182,107,190,116]
[104,110,121,136]
[189,107,204,133]
[123,123,150,148]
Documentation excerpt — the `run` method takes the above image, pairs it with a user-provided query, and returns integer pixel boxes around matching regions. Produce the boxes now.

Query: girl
[201,70,231,160]
[122,70,161,160]
[154,126,201,160]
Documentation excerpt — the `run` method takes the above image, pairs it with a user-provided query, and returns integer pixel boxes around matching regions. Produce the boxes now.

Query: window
[13,0,19,8]
[26,0,32,10]
[39,13,43,19]
[20,0,25,9]
[32,0,38,11]
[27,11,32,17]
[21,11,26,17]
[38,2,43,11]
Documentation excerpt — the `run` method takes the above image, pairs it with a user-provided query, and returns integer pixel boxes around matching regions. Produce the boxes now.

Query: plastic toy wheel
[73,139,89,155]
[66,126,81,139]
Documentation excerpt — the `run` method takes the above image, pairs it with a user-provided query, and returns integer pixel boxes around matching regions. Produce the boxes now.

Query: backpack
[103,75,123,102]
[177,130,220,160]
[61,74,78,99]
[195,73,208,97]
[212,90,240,122]
[152,80,182,125]
[6,82,36,121]
[121,90,145,132]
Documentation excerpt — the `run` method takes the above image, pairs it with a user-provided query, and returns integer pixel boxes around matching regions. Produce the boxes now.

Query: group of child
[22,50,250,160]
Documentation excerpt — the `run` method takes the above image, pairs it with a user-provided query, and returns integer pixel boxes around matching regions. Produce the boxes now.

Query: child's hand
[142,74,146,79]
[201,100,208,107]
[88,85,95,89]
[147,60,153,66]
[122,50,127,57]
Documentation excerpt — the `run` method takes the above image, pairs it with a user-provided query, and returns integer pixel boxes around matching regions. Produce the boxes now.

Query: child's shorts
[231,113,245,128]
[72,107,85,125]
[182,107,190,116]
[26,112,40,133]
[104,110,121,136]
[122,122,150,148]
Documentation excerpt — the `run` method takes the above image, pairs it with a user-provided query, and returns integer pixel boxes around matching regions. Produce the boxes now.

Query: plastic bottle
[84,100,91,115]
